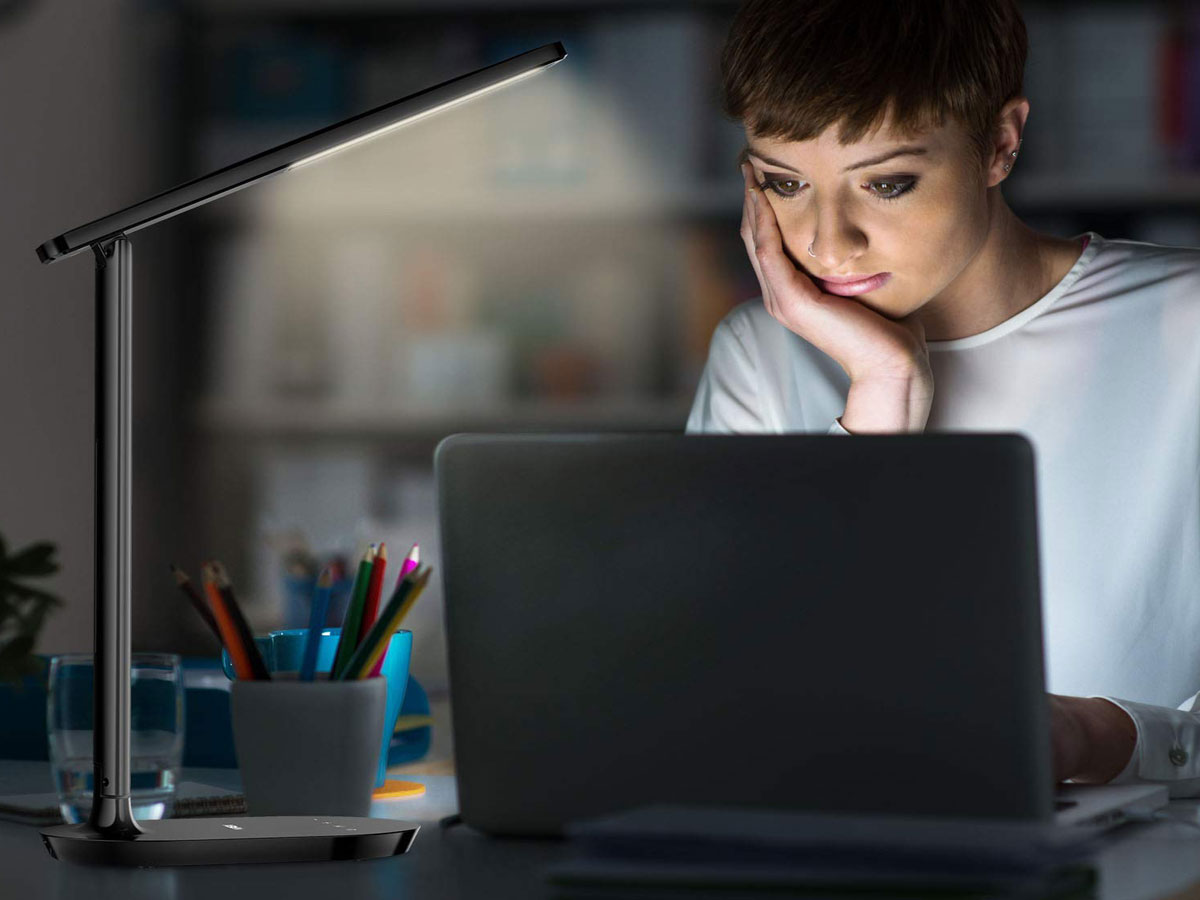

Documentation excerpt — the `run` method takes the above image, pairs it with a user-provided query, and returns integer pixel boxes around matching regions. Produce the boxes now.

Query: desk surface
[4,760,1200,900]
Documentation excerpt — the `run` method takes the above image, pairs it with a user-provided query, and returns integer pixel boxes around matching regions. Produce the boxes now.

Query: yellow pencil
[339,567,432,680]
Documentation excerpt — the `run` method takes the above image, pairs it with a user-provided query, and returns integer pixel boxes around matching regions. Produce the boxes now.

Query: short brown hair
[721,0,1028,172]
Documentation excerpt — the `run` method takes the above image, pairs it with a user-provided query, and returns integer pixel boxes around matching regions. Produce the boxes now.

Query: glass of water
[47,653,184,824]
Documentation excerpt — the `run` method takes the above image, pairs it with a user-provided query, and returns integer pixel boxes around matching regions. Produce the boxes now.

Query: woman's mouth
[816,272,892,296]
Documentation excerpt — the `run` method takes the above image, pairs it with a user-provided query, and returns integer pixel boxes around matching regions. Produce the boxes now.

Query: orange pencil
[170,563,223,645]
[209,560,271,681]
[202,563,254,680]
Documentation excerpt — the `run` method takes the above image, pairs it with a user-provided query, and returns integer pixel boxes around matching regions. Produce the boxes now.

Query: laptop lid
[435,433,1054,836]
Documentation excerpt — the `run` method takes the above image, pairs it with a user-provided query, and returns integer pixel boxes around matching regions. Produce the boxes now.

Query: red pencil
[368,543,420,678]
[358,542,387,645]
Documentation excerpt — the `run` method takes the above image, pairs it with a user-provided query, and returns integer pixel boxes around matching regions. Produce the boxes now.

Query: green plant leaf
[0,580,60,605]
[2,542,58,578]
[0,632,37,682]
[0,533,60,684]
[21,597,55,633]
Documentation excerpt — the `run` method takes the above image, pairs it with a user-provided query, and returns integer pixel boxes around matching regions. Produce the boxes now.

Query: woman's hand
[740,162,934,432]
[1049,694,1137,784]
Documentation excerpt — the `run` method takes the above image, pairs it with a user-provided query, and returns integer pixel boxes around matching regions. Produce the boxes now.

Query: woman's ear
[988,96,1031,188]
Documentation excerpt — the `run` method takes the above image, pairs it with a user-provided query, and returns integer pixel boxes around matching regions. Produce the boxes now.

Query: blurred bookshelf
[190,0,737,12]
[197,396,694,437]
[177,0,1200,430]
[169,0,1200,659]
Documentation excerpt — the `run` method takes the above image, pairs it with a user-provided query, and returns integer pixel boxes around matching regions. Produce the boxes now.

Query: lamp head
[37,42,566,265]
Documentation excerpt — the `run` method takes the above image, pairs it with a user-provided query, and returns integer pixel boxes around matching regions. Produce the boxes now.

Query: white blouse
[686,232,1200,795]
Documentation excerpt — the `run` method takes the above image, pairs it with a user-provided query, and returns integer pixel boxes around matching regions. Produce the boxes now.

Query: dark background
[1,0,1196,706]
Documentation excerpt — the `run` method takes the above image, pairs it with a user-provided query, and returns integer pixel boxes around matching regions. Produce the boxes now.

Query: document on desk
[545,805,1101,898]
[0,782,245,826]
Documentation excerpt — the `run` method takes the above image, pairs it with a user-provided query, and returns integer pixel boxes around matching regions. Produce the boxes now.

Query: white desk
[3,759,1200,899]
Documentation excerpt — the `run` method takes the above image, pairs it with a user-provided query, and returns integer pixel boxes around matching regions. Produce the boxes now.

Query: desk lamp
[34,41,565,867]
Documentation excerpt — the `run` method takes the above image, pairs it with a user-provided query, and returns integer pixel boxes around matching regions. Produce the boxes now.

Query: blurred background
[2,0,1199,721]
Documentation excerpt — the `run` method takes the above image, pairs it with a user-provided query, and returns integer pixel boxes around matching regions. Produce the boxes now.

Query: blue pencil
[300,566,333,681]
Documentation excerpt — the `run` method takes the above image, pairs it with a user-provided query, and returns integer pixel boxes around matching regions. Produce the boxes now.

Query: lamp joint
[90,235,126,269]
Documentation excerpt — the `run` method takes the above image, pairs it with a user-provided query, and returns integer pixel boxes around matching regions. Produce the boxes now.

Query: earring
[1003,138,1022,173]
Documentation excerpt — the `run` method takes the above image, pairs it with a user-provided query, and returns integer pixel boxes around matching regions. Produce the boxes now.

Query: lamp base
[41,815,418,866]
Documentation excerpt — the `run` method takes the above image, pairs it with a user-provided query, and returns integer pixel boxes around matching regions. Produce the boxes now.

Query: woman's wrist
[841,369,934,434]
[1065,697,1138,784]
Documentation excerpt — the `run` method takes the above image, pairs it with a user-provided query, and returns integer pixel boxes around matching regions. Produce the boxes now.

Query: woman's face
[742,115,995,320]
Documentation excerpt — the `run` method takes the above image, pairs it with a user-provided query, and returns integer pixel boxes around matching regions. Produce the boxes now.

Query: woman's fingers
[743,162,825,330]
[750,174,807,302]
[741,164,777,317]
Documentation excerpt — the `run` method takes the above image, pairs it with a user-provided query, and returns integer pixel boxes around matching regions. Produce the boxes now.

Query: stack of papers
[545,805,1101,899]
[0,782,246,826]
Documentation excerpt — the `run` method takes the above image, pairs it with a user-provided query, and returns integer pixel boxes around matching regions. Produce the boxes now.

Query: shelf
[186,169,1200,230]
[196,396,695,438]
[185,0,1133,14]
[188,0,736,13]
[1007,171,1200,212]
[195,183,741,227]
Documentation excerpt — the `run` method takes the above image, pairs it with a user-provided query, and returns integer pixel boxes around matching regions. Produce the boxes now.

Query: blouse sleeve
[685,308,851,436]
[1092,693,1200,797]
[685,313,766,434]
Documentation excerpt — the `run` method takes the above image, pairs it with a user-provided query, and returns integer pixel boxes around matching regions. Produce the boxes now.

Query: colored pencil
[331,544,376,679]
[328,556,347,583]
[201,563,254,680]
[367,542,420,678]
[300,566,333,682]
[339,566,432,681]
[169,563,223,645]
[209,560,271,681]
[338,565,424,682]
[358,542,387,645]
[393,714,435,732]
[398,543,420,580]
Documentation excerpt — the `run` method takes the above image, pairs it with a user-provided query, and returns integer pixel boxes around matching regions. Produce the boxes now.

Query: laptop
[434,433,1167,837]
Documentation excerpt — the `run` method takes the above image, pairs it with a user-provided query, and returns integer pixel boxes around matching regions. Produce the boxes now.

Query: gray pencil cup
[230,673,386,817]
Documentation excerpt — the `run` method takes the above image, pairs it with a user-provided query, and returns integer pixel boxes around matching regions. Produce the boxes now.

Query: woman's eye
[869,180,917,200]
[757,176,917,201]
[760,178,803,198]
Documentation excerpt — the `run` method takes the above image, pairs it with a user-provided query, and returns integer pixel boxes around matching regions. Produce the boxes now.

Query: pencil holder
[221,627,412,788]
[231,673,386,817]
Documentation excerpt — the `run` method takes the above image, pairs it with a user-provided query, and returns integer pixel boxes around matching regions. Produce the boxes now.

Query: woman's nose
[803,202,867,273]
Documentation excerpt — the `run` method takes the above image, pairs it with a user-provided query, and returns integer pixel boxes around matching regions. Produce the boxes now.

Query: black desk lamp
[35,41,565,867]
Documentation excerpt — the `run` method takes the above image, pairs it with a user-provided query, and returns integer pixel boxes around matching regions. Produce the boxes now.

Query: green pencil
[338,566,431,681]
[331,544,375,679]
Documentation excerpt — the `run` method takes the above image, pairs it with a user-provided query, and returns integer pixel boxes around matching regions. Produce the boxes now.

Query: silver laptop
[434,433,1166,837]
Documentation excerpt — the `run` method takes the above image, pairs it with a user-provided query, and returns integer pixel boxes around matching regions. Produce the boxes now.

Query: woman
[688,0,1200,794]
